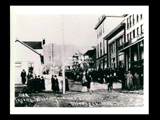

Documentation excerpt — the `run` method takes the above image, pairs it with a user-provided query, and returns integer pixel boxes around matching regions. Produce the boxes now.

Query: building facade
[83,48,96,68]
[94,15,125,70]
[118,14,144,73]
[95,14,144,84]
[104,22,125,70]
[14,40,44,84]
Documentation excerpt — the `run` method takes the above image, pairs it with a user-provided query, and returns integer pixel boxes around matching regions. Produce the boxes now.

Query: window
[130,15,132,27]
[97,29,99,39]
[118,39,120,47]
[133,29,135,38]
[97,44,99,58]
[122,35,124,44]
[119,37,122,46]
[28,63,34,74]
[133,14,135,25]
[130,32,132,40]
[113,42,115,54]
[140,14,143,20]
[134,52,137,61]
[110,44,113,54]
[100,42,102,56]
[99,25,102,37]
[104,40,107,54]
[127,34,129,41]
[137,27,139,36]
[127,18,129,29]
[137,14,139,22]
[140,24,144,34]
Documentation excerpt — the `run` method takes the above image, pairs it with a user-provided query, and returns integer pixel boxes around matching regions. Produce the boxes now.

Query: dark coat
[21,71,26,84]
[40,77,45,90]
[51,77,55,91]
[21,71,26,78]
[109,76,114,86]
[65,78,69,91]
[51,77,59,92]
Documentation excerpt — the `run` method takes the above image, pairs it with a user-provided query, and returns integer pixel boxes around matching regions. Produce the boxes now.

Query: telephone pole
[52,43,54,74]
[62,14,65,94]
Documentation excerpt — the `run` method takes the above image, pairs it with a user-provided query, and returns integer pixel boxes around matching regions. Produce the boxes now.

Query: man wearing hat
[21,69,26,84]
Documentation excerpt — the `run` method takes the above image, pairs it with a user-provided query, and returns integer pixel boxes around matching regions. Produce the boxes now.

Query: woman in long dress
[126,71,133,90]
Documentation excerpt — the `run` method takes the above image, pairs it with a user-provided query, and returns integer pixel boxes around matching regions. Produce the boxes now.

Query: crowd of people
[26,72,45,93]
[65,65,143,91]
[20,65,143,94]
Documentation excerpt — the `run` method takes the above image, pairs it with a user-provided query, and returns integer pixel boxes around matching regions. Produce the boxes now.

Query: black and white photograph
[10,6,149,114]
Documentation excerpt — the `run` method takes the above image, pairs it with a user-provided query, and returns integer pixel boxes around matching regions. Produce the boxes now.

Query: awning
[118,38,144,52]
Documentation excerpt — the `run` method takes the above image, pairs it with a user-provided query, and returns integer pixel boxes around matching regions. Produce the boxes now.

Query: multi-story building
[104,21,125,69]
[94,14,144,86]
[95,14,144,72]
[118,14,144,73]
[94,14,125,70]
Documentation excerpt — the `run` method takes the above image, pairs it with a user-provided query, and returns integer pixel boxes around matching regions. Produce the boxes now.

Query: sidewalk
[68,80,122,92]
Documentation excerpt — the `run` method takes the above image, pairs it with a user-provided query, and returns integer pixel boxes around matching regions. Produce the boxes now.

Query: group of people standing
[51,75,69,93]
[81,71,94,92]
[27,72,45,93]
[123,71,141,90]
[79,66,141,92]
[20,65,141,94]
[51,75,59,92]
[20,69,45,92]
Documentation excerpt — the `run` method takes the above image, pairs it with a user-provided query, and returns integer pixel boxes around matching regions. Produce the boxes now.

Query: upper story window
[100,42,102,56]
[140,14,143,20]
[137,27,140,36]
[133,14,135,25]
[137,14,139,23]
[127,14,143,30]
[130,15,132,28]
[127,18,129,29]
[133,29,135,38]
[130,32,132,40]
[140,24,144,35]
[127,34,129,42]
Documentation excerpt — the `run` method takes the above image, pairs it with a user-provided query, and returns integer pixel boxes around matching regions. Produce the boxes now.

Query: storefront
[96,55,107,70]
[118,39,144,87]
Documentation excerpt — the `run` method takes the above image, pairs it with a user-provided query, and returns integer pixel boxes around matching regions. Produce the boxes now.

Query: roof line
[103,22,125,40]
[94,15,106,30]
[15,40,42,56]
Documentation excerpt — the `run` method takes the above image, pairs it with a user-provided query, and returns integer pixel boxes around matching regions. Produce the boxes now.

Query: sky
[13,13,100,53]
[11,6,103,53]
[10,6,147,53]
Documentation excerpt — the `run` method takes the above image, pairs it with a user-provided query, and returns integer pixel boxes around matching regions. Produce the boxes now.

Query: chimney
[42,39,45,48]
[43,39,45,45]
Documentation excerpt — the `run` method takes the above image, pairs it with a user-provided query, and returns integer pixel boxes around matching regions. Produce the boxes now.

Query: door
[15,62,22,84]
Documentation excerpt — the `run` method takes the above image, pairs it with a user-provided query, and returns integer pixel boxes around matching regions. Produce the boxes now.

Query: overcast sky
[10,6,147,53]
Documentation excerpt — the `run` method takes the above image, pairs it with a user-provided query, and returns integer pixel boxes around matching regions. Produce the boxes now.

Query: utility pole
[52,43,54,74]
[62,14,65,94]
